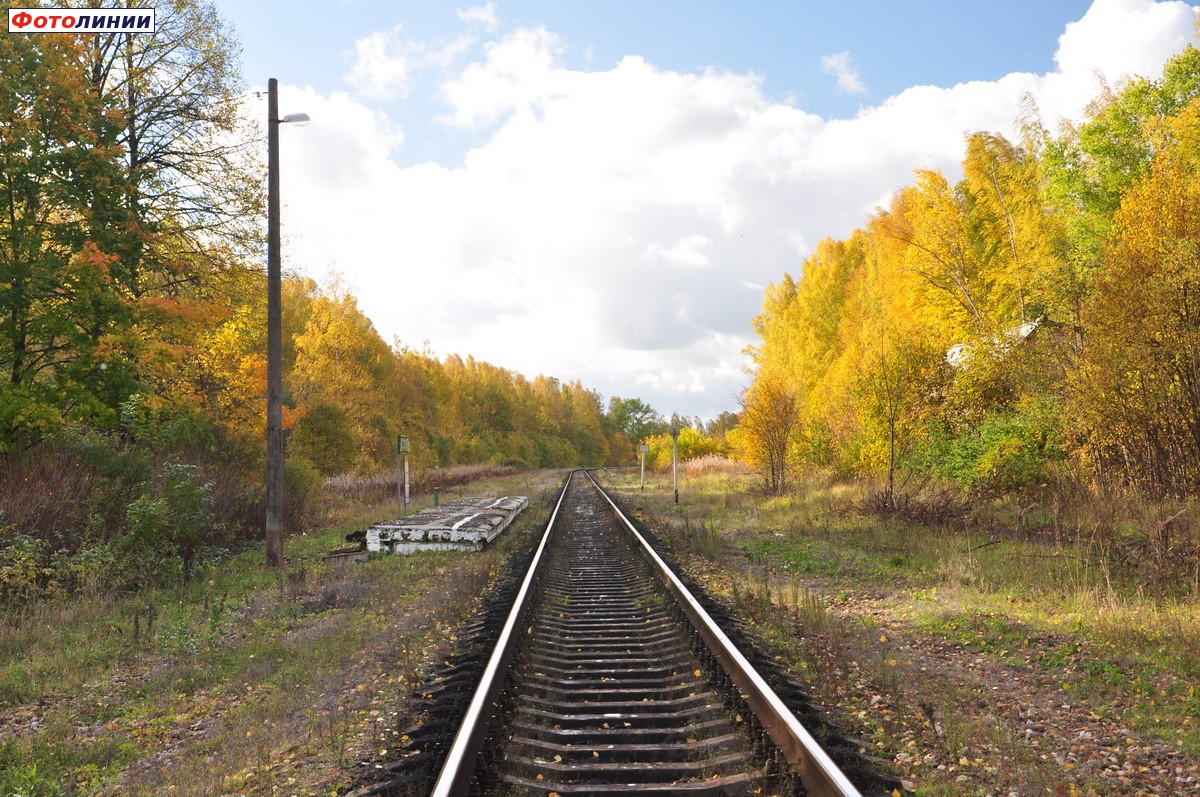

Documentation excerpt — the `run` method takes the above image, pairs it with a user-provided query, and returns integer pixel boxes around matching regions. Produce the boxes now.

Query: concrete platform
[361,496,528,554]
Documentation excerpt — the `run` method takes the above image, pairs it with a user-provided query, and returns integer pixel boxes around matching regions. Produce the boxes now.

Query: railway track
[428,471,864,796]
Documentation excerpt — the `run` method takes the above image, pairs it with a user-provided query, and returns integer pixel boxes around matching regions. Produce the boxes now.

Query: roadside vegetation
[0,469,561,796]
[601,464,1200,794]
[681,47,1200,793]
[0,0,668,605]
[732,45,1200,582]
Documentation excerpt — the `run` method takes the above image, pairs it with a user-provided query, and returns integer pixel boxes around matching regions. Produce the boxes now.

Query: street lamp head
[280,112,310,126]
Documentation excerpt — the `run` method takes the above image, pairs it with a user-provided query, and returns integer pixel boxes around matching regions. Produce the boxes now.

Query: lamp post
[265,78,309,568]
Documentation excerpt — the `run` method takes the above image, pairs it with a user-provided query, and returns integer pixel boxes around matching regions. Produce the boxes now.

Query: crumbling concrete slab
[351,496,528,555]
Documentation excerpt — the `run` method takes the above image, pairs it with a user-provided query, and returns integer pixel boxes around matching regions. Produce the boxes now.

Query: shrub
[49,544,114,596]
[909,398,1063,495]
[0,534,51,603]
[0,423,260,601]
[116,464,216,590]
[284,456,325,530]
[119,493,184,591]
[289,403,356,476]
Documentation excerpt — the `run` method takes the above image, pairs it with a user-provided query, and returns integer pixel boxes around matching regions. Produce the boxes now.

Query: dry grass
[597,466,1200,793]
[682,455,749,475]
[323,464,520,504]
[0,467,563,796]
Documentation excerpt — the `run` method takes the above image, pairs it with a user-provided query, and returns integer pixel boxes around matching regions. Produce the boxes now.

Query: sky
[214,0,1199,421]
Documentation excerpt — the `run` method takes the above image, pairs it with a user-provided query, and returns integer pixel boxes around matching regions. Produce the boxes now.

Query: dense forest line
[0,1,675,599]
[7,0,1198,600]
[736,45,1200,506]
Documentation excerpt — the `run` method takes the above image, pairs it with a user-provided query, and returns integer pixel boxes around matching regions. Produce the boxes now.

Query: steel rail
[429,470,575,797]
[585,470,863,797]
[431,469,861,796]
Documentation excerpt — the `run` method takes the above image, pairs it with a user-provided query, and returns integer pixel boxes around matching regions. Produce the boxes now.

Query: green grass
[0,518,357,709]
[0,468,564,796]
[599,465,1200,787]
[0,703,135,796]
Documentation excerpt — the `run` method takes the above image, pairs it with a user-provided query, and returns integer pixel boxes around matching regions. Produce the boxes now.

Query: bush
[0,423,262,601]
[119,494,184,591]
[910,399,1063,495]
[118,463,217,590]
[289,403,356,476]
[0,534,51,603]
[0,457,234,598]
[49,544,114,596]
[284,456,324,530]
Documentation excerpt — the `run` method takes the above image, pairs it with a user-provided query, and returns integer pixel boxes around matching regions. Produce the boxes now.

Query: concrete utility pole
[265,78,284,568]
[264,78,308,568]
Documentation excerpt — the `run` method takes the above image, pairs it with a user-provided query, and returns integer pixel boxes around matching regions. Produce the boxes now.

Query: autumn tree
[0,30,134,448]
[856,330,919,507]
[644,427,723,472]
[1072,97,1200,493]
[740,124,1077,495]
[70,0,264,451]
[1045,48,1200,268]
[0,0,263,452]
[81,0,261,292]
[960,132,1066,328]
[734,375,799,494]
[605,396,661,443]
[289,279,398,472]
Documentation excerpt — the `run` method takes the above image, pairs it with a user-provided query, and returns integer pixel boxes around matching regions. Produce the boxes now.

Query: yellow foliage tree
[1072,98,1200,492]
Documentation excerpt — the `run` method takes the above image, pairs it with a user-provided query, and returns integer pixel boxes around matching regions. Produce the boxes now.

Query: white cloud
[457,2,498,32]
[819,50,867,95]
[645,234,713,269]
[343,25,417,101]
[343,24,474,102]
[277,0,1198,419]
[440,26,567,128]
[1039,0,1197,122]
[1056,0,1195,77]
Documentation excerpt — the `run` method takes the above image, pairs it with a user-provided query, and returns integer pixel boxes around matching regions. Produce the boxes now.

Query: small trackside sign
[8,8,156,33]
